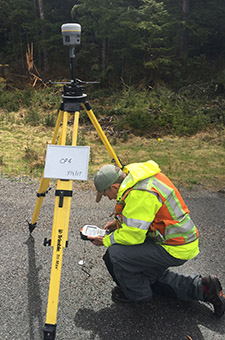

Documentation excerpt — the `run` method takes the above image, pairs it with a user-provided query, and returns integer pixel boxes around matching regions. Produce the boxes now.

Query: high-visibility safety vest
[102,160,199,253]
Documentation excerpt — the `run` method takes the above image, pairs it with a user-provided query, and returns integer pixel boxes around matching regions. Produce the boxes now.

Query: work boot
[112,286,131,303]
[202,275,225,317]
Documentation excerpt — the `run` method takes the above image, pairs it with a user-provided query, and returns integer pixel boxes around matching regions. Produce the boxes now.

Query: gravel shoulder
[1,176,225,340]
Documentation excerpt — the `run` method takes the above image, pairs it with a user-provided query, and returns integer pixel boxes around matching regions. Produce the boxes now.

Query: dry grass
[1,111,225,191]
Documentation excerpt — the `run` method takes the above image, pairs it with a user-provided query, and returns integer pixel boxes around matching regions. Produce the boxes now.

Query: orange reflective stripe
[114,187,134,223]
[150,173,198,245]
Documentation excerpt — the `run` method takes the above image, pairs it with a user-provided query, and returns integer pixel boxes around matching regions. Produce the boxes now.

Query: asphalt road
[1,177,225,340]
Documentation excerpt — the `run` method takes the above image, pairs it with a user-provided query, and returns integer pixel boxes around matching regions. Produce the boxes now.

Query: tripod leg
[51,109,64,145]
[50,110,69,245]
[72,110,79,145]
[44,178,73,330]
[83,102,122,168]
[43,111,79,339]
[28,110,64,233]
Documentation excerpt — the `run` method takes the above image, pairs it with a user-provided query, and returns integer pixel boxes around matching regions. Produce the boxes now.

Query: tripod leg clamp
[37,187,52,197]
[55,190,73,208]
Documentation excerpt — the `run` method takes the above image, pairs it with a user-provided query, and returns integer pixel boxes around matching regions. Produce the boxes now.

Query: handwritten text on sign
[44,145,90,180]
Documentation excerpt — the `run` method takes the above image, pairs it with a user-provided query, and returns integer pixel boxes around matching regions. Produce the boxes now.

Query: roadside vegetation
[0,84,225,191]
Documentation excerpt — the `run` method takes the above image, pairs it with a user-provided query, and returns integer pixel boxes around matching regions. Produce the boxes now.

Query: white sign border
[44,144,90,181]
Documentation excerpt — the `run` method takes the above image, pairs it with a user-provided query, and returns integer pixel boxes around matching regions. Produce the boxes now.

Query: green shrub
[43,113,56,127]
[22,89,33,107]
[0,86,61,114]
[31,88,61,110]
[111,85,217,135]
[1,83,224,136]
[0,85,20,112]
[23,145,38,161]
[24,107,40,126]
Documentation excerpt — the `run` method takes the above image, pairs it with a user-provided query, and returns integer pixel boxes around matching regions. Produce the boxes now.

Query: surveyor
[89,160,225,317]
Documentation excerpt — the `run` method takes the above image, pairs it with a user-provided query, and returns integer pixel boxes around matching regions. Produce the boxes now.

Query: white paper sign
[44,145,90,180]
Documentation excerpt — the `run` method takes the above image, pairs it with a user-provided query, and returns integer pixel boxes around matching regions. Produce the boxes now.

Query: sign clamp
[55,189,73,208]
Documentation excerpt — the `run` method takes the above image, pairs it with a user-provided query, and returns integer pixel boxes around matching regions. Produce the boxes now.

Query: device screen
[86,226,97,236]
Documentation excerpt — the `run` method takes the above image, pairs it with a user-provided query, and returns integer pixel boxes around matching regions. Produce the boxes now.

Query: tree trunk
[182,0,191,14]
[37,0,44,19]
[37,0,48,72]
[19,28,24,70]
[102,38,107,73]
[180,0,192,59]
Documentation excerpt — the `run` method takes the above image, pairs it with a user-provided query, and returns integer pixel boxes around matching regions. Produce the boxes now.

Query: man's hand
[104,220,117,232]
[88,221,117,246]
[88,235,104,246]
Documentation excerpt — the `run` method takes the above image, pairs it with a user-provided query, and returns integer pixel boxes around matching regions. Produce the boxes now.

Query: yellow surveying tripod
[27,23,123,340]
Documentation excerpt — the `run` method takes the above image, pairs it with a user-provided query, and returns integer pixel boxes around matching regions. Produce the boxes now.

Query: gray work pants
[103,238,204,303]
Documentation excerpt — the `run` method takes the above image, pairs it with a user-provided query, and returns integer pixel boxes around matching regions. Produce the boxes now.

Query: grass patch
[0,118,53,178]
[1,83,225,190]
[1,84,225,136]
[1,111,224,191]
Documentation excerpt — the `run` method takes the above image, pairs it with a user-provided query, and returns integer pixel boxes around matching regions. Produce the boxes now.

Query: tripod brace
[28,48,123,340]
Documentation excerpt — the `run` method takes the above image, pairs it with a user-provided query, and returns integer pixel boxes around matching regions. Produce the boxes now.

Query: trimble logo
[57,229,63,251]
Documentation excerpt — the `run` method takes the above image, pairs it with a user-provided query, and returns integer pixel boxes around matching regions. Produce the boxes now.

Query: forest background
[0,0,225,190]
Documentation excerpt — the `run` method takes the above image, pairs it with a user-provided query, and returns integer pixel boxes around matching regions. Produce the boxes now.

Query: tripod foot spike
[43,323,56,340]
[27,220,37,234]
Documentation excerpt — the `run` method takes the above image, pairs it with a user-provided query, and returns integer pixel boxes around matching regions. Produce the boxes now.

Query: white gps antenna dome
[61,23,81,46]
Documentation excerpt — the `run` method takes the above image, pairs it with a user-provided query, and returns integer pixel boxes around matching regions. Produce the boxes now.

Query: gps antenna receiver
[61,23,81,82]
[61,23,81,46]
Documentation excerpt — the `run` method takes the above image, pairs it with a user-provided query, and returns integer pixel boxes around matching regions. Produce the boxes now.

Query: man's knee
[104,245,121,263]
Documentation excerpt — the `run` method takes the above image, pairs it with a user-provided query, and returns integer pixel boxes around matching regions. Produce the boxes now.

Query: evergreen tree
[71,0,144,84]
[72,0,177,85]
[0,0,225,87]
[0,0,37,70]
